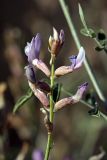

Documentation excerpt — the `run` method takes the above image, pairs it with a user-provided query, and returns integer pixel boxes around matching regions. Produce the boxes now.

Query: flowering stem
[62,87,107,121]
[59,0,106,102]
[44,133,52,160]
[50,58,55,122]
[44,56,55,160]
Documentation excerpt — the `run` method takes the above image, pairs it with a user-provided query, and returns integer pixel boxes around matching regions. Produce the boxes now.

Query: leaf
[53,83,62,103]
[78,3,87,29]
[13,88,33,113]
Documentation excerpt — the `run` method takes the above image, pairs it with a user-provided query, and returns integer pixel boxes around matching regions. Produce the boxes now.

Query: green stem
[44,134,52,160]
[58,0,106,102]
[44,57,55,160]
[62,87,107,121]
[50,61,55,122]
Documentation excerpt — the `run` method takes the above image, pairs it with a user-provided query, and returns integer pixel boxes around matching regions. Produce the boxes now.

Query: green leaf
[78,3,88,29]
[13,88,33,113]
[53,83,62,103]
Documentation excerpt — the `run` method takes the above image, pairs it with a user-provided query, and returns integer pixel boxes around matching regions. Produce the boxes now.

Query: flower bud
[25,65,36,83]
[32,59,50,77]
[48,27,64,56]
[53,27,59,41]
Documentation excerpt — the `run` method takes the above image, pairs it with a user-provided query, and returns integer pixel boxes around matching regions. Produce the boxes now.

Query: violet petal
[69,55,77,67]
[74,47,85,69]
[25,33,41,63]
[59,29,65,44]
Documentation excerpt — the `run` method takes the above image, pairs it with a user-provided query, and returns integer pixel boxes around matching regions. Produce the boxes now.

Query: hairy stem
[58,0,106,102]
[44,57,55,160]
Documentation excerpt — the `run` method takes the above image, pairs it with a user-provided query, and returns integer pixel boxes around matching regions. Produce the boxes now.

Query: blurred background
[0,0,107,159]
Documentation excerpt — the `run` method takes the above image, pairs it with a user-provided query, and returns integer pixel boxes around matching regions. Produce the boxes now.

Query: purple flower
[73,82,88,102]
[69,47,85,69]
[25,65,36,83]
[55,47,85,77]
[32,149,43,160]
[25,34,50,77]
[54,82,88,112]
[25,33,41,63]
